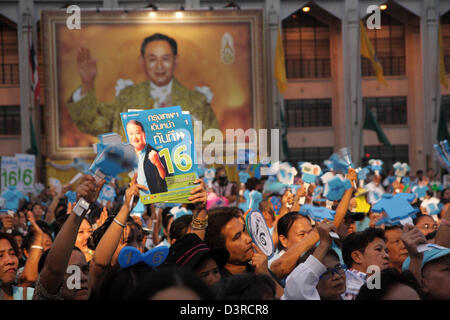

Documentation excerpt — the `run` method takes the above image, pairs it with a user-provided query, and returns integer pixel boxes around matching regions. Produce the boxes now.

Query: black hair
[277,212,311,250]
[87,203,106,226]
[162,210,174,231]
[31,202,43,212]
[140,33,178,56]
[0,232,19,257]
[93,262,156,300]
[342,227,386,269]
[126,119,145,133]
[384,225,403,233]
[87,216,114,250]
[53,212,70,237]
[105,267,213,300]
[213,273,276,300]
[298,247,340,266]
[413,213,435,226]
[169,214,193,243]
[205,206,243,250]
[245,177,261,191]
[125,217,144,247]
[356,268,423,300]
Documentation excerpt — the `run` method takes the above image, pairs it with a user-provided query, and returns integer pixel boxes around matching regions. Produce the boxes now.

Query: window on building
[363,97,407,125]
[285,98,332,127]
[288,147,334,167]
[282,11,331,79]
[0,106,21,135]
[289,147,333,168]
[442,11,450,74]
[0,15,19,85]
[364,145,409,173]
[361,12,405,76]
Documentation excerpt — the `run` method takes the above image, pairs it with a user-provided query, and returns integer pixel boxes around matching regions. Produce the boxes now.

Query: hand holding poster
[245,210,274,259]
[121,106,199,204]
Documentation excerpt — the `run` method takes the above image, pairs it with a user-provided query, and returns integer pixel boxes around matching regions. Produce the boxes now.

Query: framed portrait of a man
[41,9,267,159]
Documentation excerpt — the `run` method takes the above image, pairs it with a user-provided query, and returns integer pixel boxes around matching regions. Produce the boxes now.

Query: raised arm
[278,190,294,218]
[281,221,334,300]
[37,175,104,296]
[333,168,356,228]
[18,210,45,286]
[400,224,427,282]
[187,179,208,241]
[270,228,319,279]
[89,174,146,292]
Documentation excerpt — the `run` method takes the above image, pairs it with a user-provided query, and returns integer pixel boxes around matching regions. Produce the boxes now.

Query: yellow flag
[360,20,387,86]
[274,27,288,93]
[439,23,448,89]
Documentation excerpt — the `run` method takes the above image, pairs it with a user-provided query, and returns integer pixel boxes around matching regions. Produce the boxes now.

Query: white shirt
[281,255,326,300]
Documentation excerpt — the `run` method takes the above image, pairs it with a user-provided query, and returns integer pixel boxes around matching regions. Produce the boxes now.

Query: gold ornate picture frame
[41,9,267,160]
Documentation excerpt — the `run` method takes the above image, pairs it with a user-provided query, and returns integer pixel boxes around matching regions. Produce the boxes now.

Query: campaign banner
[1,156,19,191]
[120,106,198,204]
[15,154,36,193]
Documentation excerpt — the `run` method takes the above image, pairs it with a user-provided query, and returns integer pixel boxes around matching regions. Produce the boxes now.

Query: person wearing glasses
[281,220,347,300]
[414,214,438,238]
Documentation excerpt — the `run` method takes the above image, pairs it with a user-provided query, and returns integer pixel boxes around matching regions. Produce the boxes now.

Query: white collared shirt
[150,80,173,108]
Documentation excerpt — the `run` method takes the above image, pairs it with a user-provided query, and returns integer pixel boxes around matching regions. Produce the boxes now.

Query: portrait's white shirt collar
[150,80,173,108]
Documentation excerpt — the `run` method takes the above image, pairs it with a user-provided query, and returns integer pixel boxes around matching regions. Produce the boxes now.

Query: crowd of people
[0,164,449,301]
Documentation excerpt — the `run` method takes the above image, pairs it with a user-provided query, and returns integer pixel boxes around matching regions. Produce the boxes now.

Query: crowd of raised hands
[0,166,449,301]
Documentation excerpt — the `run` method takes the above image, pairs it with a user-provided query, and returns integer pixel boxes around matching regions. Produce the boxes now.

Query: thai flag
[28,27,40,105]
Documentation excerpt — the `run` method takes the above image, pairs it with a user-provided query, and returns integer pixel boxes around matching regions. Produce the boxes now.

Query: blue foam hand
[368,159,384,174]
[90,137,138,182]
[277,162,297,185]
[238,190,250,212]
[118,246,169,269]
[300,162,322,184]
[393,162,410,177]
[357,167,370,181]
[239,171,251,184]
[248,190,263,210]
[412,185,429,200]
[324,177,352,201]
[263,176,287,194]
[65,191,77,204]
[312,185,323,198]
[98,184,116,203]
[300,204,336,222]
[72,158,91,174]
[371,193,419,223]
[328,153,349,172]
[323,159,334,172]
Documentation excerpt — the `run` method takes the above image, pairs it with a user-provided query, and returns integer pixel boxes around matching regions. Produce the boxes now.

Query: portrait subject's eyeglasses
[319,265,347,280]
